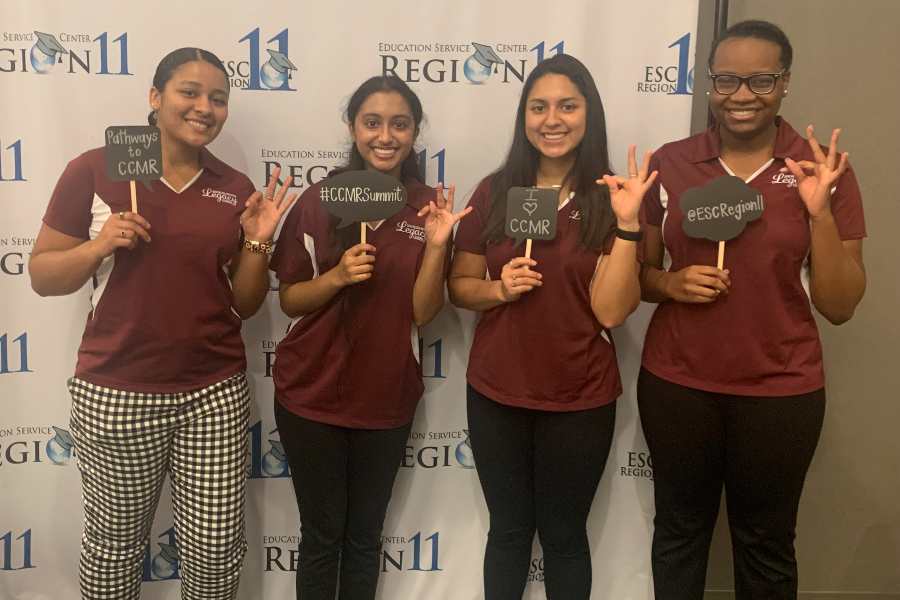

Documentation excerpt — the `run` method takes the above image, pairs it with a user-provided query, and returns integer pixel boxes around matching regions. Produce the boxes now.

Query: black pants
[274,400,411,600]
[466,385,616,600]
[637,368,825,600]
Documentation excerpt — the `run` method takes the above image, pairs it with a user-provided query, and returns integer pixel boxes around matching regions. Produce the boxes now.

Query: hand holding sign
[240,165,298,242]
[664,264,731,303]
[417,184,473,247]
[105,126,162,215]
[319,170,407,246]
[505,186,558,258]
[783,125,850,220]
[499,256,542,302]
[89,211,153,259]
[596,145,658,228]
[334,243,377,286]
[681,175,765,269]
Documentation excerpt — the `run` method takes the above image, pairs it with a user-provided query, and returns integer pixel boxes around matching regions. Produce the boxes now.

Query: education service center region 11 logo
[379,39,565,84]
[1,30,131,75]
[0,424,74,467]
[225,28,297,91]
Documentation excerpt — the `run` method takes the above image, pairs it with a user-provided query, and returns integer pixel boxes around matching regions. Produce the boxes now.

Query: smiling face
[350,91,416,178]
[523,73,587,161]
[149,60,229,150]
[709,36,789,142]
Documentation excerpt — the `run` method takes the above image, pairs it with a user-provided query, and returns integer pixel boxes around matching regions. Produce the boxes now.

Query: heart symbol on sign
[522,201,538,216]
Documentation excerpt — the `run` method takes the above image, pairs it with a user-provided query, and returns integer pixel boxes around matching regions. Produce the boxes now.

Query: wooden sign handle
[129,180,138,214]
[525,238,533,259]
[360,221,367,249]
[717,240,725,270]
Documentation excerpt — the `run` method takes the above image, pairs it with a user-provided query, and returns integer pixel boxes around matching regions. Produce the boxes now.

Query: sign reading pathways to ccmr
[319,170,407,244]
[680,175,764,268]
[105,126,162,214]
[505,186,558,258]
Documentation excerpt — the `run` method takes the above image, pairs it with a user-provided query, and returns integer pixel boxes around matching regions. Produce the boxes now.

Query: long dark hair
[328,76,426,257]
[483,54,614,249]
[148,47,229,126]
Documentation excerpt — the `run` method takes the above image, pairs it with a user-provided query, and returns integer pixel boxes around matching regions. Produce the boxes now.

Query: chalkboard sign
[105,126,162,182]
[681,175,765,242]
[505,186,558,243]
[319,170,407,227]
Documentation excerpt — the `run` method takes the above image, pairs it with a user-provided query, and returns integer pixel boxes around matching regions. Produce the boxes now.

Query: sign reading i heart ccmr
[104,126,162,182]
[681,175,765,268]
[505,186,558,243]
[319,170,407,228]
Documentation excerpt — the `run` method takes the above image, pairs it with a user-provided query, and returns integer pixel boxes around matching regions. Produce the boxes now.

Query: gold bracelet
[243,239,274,255]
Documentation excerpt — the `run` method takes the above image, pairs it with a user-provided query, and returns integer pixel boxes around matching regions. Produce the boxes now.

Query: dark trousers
[637,368,825,600]
[274,401,411,600]
[466,385,616,600]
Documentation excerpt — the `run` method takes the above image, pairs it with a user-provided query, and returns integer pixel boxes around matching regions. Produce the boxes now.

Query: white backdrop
[0,1,697,598]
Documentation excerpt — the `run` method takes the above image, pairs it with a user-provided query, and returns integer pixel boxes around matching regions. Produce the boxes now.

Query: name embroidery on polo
[395,220,425,242]
[569,209,582,221]
[201,188,239,206]
[770,172,798,188]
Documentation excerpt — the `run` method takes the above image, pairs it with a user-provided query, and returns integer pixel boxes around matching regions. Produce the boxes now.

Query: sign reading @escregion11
[680,175,765,269]
[505,186,558,258]
[319,170,407,246]
[105,125,163,215]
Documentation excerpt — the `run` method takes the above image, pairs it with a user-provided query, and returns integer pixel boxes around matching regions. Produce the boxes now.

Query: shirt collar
[198,148,226,177]
[689,116,805,163]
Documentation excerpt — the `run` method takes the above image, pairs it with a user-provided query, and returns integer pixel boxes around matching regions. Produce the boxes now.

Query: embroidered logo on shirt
[770,173,798,188]
[395,220,426,242]
[569,209,582,221]
[201,188,239,206]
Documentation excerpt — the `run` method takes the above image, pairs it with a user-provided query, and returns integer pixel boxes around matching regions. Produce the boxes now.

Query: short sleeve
[830,166,866,240]
[270,189,318,284]
[453,178,492,255]
[43,153,96,238]
[640,152,664,228]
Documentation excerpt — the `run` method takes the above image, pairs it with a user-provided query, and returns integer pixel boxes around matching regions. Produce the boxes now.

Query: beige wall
[690,1,900,598]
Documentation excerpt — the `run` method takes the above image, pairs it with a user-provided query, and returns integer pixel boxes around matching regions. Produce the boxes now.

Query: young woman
[270,75,470,600]
[29,47,294,599]
[448,54,655,600]
[638,20,866,600]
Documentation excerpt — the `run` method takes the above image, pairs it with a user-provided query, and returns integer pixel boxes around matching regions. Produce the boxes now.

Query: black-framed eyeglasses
[707,70,786,95]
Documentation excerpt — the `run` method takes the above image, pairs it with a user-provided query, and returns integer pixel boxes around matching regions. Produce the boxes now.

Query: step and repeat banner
[1,1,697,598]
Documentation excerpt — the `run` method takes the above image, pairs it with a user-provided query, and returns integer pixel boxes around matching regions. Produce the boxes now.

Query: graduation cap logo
[151,542,181,580]
[30,31,68,74]
[262,438,289,477]
[46,425,75,465]
[455,431,476,469]
[464,42,503,84]
[260,48,297,90]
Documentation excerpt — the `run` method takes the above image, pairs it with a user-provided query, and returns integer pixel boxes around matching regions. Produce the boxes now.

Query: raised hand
[240,166,298,242]
[418,184,473,247]
[596,145,658,229]
[783,125,850,219]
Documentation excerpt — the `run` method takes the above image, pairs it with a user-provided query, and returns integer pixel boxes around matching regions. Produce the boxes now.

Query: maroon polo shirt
[454,178,623,411]
[42,147,255,392]
[641,118,866,396]
[271,178,437,429]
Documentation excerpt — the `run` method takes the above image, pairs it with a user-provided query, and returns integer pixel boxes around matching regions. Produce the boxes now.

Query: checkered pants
[68,373,250,600]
